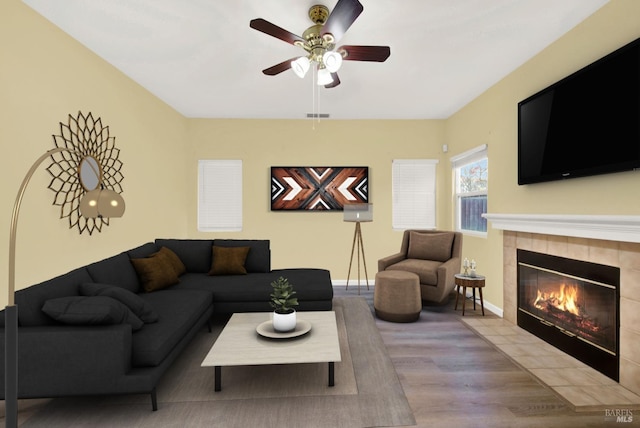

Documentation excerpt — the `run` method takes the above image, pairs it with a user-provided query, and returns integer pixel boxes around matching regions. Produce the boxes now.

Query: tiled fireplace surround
[484,214,640,403]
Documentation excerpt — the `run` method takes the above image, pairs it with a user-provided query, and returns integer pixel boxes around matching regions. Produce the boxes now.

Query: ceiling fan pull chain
[312,67,316,130]
[317,74,321,125]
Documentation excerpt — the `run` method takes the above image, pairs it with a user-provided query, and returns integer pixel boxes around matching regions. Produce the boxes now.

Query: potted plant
[270,276,299,332]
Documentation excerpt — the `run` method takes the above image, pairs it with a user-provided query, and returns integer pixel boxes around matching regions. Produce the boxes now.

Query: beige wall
[445,0,640,309]
[3,0,639,312]
[186,119,447,278]
[0,0,188,306]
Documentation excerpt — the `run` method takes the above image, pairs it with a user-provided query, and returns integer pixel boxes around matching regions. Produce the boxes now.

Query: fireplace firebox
[517,249,620,381]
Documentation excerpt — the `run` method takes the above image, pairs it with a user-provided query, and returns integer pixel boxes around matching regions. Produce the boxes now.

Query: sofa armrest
[0,324,133,398]
[378,253,406,272]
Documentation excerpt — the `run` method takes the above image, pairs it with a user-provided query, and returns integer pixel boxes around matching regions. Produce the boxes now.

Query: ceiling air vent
[306,113,330,118]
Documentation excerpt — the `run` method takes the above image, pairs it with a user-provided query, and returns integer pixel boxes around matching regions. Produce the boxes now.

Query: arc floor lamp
[5,113,125,427]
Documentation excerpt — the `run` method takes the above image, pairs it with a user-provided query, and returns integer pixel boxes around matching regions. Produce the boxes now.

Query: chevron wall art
[271,167,369,211]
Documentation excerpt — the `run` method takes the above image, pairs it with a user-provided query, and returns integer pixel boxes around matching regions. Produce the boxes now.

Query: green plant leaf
[269,276,299,312]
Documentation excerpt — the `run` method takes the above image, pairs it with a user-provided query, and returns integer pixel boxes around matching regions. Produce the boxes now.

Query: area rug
[19,297,415,428]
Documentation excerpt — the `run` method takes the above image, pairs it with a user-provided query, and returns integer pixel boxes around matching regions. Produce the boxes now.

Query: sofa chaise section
[177,268,333,313]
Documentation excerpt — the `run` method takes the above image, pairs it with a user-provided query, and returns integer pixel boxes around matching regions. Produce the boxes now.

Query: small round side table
[454,273,486,316]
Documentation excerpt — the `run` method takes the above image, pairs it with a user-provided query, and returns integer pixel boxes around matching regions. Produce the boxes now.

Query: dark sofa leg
[151,388,158,411]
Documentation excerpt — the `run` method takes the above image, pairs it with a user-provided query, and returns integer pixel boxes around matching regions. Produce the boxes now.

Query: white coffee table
[201,311,341,391]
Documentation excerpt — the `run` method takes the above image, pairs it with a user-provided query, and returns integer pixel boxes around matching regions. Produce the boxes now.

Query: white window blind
[198,160,242,232]
[392,159,438,230]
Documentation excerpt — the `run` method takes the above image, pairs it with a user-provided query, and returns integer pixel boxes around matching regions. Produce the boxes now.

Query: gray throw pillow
[42,296,144,331]
[80,282,159,323]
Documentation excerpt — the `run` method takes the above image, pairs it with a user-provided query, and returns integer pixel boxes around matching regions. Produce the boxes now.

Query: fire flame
[533,283,580,315]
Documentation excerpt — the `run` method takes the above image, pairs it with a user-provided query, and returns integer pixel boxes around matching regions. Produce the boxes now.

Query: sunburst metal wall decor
[46,111,124,235]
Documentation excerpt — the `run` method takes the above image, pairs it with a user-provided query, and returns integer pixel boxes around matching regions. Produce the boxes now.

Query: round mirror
[78,156,101,191]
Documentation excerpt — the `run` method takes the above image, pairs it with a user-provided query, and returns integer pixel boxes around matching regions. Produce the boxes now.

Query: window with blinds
[197,160,242,232]
[392,159,438,230]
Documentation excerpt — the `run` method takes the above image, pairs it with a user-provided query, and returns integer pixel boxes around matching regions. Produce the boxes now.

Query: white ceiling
[23,0,608,120]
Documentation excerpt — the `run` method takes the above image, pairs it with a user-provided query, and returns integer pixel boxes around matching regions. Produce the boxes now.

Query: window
[392,159,438,230]
[198,160,242,232]
[452,145,488,235]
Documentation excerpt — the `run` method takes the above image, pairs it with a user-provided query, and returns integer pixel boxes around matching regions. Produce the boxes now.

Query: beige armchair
[378,230,462,304]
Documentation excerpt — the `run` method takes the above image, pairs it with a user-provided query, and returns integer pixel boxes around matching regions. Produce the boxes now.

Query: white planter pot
[272,310,296,332]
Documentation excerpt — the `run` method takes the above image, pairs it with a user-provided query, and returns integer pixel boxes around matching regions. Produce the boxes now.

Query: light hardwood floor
[333,285,633,428]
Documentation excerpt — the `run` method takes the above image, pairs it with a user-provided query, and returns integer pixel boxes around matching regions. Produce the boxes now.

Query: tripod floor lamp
[344,203,372,295]
[5,112,125,428]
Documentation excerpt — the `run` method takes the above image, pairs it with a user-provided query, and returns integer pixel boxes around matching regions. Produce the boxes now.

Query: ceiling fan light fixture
[291,57,310,78]
[316,67,334,86]
[322,51,342,73]
[251,0,390,90]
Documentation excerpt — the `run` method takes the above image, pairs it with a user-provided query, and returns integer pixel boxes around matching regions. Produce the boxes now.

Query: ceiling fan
[250,0,390,88]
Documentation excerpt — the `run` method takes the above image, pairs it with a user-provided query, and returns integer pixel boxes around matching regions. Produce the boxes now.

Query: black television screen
[518,37,640,185]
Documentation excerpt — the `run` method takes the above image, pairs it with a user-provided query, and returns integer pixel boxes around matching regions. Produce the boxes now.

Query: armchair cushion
[407,231,454,262]
[386,259,441,285]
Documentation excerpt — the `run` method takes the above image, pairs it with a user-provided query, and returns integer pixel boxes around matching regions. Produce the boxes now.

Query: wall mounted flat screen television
[518,37,640,185]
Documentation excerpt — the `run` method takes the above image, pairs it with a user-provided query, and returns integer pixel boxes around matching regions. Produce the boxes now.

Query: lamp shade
[323,51,343,73]
[316,67,334,86]
[80,188,126,218]
[291,57,310,78]
[344,203,373,222]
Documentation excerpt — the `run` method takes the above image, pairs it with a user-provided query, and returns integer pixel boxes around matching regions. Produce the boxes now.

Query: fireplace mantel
[483,213,640,243]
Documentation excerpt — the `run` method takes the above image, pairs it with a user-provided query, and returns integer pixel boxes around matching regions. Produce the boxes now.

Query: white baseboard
[332,279,375,287]
[484,301,503,317]
[460,289,503,317]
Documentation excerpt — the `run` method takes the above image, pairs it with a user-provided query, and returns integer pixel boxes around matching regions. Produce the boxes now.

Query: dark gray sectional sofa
[0,239,333,410]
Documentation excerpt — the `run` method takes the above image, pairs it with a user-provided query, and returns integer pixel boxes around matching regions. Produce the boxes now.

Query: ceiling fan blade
[322,0,363,42]
[262,58,298,76]
[250,18,305,45]
[339,45,391,62]
[325,73,341,89]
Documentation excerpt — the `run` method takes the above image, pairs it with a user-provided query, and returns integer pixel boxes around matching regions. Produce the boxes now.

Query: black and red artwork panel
[271,167,368,210]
